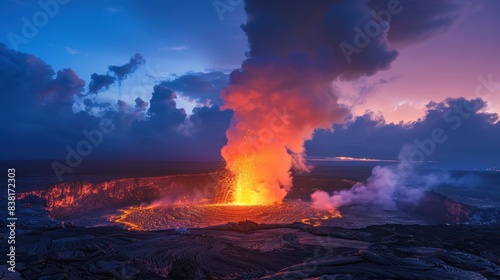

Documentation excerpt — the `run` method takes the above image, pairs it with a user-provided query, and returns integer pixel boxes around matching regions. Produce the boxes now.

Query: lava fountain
[229,155,261,205]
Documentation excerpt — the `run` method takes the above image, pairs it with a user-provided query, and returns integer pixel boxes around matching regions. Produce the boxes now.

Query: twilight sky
[1,0,499,169]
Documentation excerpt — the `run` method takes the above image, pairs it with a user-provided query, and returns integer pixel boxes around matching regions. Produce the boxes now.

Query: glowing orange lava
[111,201,342,231]
[112,207,144,230]
[228,155,263,205]
[301,209,343,226]
[222,147,289,205]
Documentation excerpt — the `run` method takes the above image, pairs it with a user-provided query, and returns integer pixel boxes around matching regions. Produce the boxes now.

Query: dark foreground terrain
[1,215,499,279]
[2,163,499,279]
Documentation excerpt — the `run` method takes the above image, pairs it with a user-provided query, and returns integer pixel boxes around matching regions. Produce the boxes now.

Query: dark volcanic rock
[2,222,498,279]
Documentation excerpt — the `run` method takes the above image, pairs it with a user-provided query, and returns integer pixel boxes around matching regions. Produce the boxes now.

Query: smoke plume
[310,145,478,211]
[311,165,428,211]
[221,0,400,204]
[221,0,472,205]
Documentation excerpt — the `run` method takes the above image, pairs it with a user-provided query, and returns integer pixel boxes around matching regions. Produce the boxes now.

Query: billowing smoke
[311,164,428,211]
[221,0,472,205]
[221,0,401,205]
[310,145,479,211]
[82,53,145,96]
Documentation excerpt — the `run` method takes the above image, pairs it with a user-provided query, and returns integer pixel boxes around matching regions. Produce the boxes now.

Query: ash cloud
[0,0,491,172]
[0,43,85,122]
[0,43,103,159]
[241,0,398,80]
[128,84,188,141]
[147,84,186,123]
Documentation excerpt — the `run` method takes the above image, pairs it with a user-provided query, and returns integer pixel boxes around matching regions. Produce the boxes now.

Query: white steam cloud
[311,146,475,211]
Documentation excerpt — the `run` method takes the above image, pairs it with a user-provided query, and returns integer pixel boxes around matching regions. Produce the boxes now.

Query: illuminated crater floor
[112,200,341,230]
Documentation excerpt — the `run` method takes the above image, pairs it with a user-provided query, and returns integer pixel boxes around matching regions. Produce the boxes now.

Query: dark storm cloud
[367,0,474,46]
[88,73,116,95]
[0,43,85,122]
[83,98,110,112]
[117,100,128,113]
[306,98,500,168]
[125,84,188,146]
[147,84,186,124]
[190,105,233,138]
[0,44,232,161]
[135,97,148,112]
[162,71,229,105]
[2,39,499,167]
[100,82,232,159]
[0,0,485,166]
[108,53,146,81]
[0,43,104,159]
[84,54,145,96]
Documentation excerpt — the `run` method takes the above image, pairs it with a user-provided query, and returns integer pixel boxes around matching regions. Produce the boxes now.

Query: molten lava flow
[112,200,343,231]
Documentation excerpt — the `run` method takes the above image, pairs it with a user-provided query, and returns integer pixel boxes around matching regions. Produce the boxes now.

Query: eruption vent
[221,0,398,205]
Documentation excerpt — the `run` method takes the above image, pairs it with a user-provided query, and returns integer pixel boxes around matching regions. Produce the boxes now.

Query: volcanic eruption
[220,0,398,205]
[15,0,486,231]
